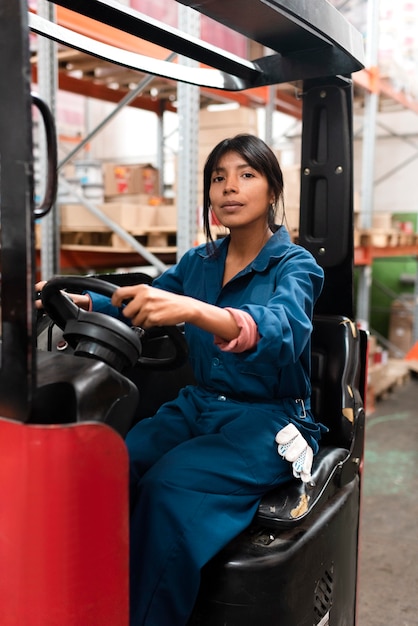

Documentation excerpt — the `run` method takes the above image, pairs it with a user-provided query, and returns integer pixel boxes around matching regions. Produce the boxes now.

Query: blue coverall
[90,226,325,626]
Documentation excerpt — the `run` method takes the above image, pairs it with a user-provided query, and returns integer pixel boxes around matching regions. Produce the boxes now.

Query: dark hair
[202,133,284,243]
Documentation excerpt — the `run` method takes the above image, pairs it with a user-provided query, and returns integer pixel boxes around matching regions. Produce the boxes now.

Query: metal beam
[178,0,364,70]
[58,52,177,170]
[176,5,200,258]
[37,0,60,280]
[32,0,365,93]
[0,0,35,420]
[31,66,178,114]
[357,0,380,325]
[29,12,257,91]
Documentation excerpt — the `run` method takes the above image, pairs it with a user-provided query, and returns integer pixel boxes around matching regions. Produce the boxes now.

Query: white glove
[275,423,314,483]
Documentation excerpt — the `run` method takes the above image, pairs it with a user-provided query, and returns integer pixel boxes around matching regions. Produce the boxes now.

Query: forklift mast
[0,2,36,422]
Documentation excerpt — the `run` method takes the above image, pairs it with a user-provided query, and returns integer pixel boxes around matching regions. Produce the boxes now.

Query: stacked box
[60,202,157,232]
[154,204,177,228]
[103,163,160,198]
[372,213,393,230]
[388,296,415,357]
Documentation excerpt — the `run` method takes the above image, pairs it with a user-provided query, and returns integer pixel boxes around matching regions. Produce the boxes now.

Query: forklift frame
[0,2,366,624]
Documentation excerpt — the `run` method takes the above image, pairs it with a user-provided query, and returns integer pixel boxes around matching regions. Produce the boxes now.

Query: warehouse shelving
[355,241,418,267]
[30,1,418,286]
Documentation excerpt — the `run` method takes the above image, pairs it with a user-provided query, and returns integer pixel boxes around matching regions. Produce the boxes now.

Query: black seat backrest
[310,314,363,449]
[256,315,366,526]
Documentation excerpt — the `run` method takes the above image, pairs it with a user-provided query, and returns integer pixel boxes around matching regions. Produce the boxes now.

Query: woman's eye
[212,175,224,183]
[242,172,255,179]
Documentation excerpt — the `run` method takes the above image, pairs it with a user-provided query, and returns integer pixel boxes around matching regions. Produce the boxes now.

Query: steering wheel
[41,276,189,372]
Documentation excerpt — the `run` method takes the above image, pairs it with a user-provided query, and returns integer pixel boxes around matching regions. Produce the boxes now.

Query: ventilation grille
[314,565,334,622]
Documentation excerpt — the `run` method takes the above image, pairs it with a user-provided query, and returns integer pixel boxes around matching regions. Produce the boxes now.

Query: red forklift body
[0,419,129,626]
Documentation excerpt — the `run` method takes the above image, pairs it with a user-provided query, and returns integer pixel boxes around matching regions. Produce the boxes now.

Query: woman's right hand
[35,280,91,311]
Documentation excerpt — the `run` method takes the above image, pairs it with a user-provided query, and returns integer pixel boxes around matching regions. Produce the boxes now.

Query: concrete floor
[357,375,418,626]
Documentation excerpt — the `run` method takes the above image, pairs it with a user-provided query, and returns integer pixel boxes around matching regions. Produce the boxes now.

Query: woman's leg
[126,386,204,495]
[129,403,292,626]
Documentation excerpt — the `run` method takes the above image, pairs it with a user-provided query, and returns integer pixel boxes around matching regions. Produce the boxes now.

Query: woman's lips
[221,202,243,211]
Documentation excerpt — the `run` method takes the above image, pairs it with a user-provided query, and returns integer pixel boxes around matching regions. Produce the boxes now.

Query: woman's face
[209,150,274,231]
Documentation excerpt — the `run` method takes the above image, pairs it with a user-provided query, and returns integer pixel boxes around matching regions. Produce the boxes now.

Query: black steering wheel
[41,276,189,372]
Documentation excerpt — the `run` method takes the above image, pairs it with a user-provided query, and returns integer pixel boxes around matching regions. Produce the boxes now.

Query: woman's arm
[111,284,241,342]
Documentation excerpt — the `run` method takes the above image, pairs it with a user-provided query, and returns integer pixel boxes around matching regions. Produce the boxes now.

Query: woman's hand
[35,280,91,311]
[111,284,196,329]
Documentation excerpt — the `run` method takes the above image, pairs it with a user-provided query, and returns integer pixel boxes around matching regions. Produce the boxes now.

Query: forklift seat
[189,314,366,625]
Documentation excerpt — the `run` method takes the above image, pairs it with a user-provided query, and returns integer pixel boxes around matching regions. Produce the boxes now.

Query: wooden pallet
[61,227,177,252]
[61,230,113,247]
[355,229,418,248]
[112,226,177,250]
[60,225,297,256]
[368,359,411,403]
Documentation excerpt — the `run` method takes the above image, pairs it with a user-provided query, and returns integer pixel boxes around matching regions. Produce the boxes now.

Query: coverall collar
[198,225,293,274]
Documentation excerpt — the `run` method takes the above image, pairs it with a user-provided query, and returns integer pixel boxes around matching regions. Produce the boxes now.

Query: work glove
[275,423,314,483]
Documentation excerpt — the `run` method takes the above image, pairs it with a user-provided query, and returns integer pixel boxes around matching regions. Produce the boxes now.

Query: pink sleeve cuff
[214,307,259,353]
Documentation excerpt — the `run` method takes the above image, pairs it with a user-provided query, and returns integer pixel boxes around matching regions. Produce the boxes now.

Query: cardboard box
[388,296,415,357]
[103,163,159,197]
[372,213,393,230]
[155,204,177,228]
[199,107,258,131]
[102,202,157,231]
[60,204,108,231]
[60,202,157,231]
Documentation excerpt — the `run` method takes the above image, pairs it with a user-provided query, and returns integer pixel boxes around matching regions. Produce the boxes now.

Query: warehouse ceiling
[29,0,418,127]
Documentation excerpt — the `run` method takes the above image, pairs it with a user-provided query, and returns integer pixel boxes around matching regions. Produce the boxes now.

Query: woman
[39,134,325,625]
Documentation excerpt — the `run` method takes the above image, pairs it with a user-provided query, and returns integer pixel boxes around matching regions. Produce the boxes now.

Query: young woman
[38,134,325,625]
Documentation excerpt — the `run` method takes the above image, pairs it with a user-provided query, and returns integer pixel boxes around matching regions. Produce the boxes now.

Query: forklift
[0,1,367,624]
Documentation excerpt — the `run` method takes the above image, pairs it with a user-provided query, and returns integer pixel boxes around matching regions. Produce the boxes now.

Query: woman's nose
[223,176,238,193]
